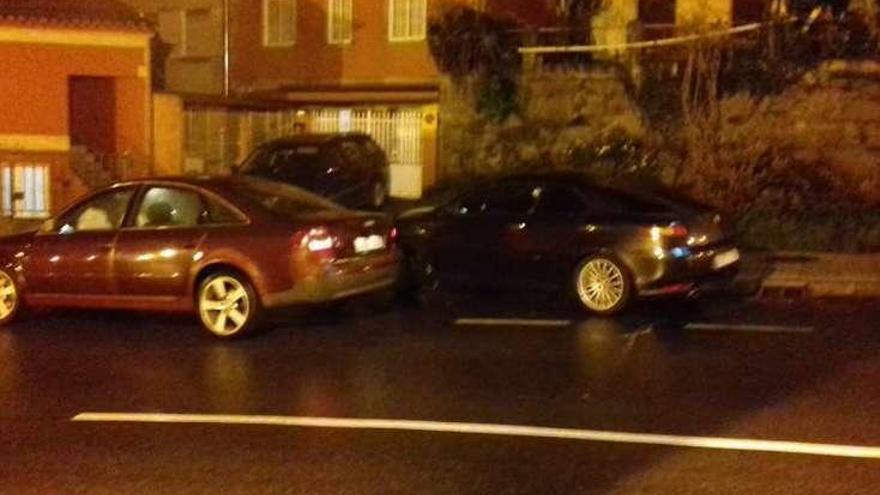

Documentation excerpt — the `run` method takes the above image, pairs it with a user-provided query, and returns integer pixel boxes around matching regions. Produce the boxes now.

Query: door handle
[508,222,527,231]
[100,243,114,251]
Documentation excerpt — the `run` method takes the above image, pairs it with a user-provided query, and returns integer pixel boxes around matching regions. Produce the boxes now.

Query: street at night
[3,294,880,494]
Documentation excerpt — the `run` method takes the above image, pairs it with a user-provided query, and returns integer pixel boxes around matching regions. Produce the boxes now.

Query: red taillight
[389,227,398,243]
[666,223,689,238]
[651,223,689,241]
[293,226,337,261]
[305,227,335,252]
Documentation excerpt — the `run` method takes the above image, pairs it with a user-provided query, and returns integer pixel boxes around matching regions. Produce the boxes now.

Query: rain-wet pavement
[2,292,880,494]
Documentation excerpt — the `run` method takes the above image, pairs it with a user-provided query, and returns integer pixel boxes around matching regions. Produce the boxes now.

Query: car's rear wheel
[0,269,21,326]
[197,271,260,339]
[574,255,632,316]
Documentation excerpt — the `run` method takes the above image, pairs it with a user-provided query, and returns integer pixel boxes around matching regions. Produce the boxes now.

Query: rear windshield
[231,177,342,217]
[241,145,328,179]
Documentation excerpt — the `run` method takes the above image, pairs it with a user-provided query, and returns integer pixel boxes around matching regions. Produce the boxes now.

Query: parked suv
[237,133,390,210]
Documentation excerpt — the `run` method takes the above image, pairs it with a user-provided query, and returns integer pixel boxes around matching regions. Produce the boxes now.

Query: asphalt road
[2,292,880,494]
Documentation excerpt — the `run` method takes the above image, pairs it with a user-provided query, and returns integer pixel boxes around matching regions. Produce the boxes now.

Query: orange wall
[233,0,443,90]
[0,42,147,156]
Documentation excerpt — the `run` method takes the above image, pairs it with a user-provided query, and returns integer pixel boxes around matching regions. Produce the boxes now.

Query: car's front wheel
[0,268,21,326]
[197,271,260,339]
[573,255,632,316]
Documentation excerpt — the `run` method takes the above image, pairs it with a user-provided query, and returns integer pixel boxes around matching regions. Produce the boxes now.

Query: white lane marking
[73,412,880,460]
[454,318,572,327]
[684,323,814,334]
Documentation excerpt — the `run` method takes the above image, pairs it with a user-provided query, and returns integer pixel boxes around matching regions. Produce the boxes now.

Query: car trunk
[295,211,394,260]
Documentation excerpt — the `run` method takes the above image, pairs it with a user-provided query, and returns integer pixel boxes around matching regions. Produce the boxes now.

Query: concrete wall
[592,0,639,47]
[677,0,732,25]
[152,93,185,176]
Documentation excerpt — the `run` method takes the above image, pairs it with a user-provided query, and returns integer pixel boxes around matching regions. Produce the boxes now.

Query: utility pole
[223,0,230,96]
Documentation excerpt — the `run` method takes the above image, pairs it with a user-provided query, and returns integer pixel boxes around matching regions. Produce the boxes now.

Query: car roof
[457,171,598,190]
[111,175,243,190]
[257,133,371,148]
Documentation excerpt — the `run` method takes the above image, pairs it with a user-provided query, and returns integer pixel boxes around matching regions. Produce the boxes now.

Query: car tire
[396,252,439,301]
[197,271,261,339]
[0,268,22,327]
[573,255,633,316]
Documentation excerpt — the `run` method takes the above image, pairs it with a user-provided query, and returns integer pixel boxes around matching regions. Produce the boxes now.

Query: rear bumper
[631,244,741,296]
[263,251,400,307]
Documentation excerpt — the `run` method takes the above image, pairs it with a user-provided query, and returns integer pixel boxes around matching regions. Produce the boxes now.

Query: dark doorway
[69,76,116,154]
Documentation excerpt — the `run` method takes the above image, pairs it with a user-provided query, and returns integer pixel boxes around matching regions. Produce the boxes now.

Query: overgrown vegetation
[427,6,521,121]
[628,5,880,252]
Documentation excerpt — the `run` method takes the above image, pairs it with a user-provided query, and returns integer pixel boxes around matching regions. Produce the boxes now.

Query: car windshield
[230,177,343,217]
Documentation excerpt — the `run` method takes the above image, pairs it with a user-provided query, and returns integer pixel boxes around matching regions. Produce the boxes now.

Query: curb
[737,252,880,298]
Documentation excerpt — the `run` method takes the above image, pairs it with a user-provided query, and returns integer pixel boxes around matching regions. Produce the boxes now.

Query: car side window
[56,188,135,234]
[363,139,388,168]
[534,185,587,216]
[339,141,366,166]
[455,184,539,216]
[579,186,632,215]
[135,187,205,228]
[203,196,247,225]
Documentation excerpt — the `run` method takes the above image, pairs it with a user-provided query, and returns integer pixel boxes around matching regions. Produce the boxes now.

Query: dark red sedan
[0,176,399,338]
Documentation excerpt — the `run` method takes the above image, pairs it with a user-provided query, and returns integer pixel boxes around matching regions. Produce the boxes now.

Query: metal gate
[184,106,424,198]
[312,108,423,198]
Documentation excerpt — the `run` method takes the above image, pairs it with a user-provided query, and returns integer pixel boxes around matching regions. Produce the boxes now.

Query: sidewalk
[736,252,880,298]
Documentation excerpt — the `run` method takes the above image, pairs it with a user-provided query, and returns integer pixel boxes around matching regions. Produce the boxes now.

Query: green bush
[428,6,521,122]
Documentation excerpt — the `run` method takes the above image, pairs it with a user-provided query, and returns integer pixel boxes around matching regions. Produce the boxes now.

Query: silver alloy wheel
[0,270,17,321]
[576,258,626,312]
[199,275,251,337]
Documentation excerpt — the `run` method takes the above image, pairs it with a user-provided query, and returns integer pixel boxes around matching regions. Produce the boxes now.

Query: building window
[1,163,50,219]
[184,9,214,56]
[328,0,353,44]
[264,0,297,47]
[389,0,426,41]
[158,9,215,57]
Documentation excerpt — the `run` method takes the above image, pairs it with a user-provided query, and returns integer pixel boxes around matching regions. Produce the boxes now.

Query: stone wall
[437,60,880,203]
[437,67,645,181]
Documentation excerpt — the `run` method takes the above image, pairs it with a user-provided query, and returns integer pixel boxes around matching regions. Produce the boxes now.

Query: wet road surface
[2,293,879,494]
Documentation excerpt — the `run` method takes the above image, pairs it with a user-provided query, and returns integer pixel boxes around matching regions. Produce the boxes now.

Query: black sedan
[395,173,740,315]
[238,133,390,210]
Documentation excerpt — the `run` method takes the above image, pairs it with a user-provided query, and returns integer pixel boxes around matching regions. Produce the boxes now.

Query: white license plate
[712,248,740,270]
[354,234,386,253]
